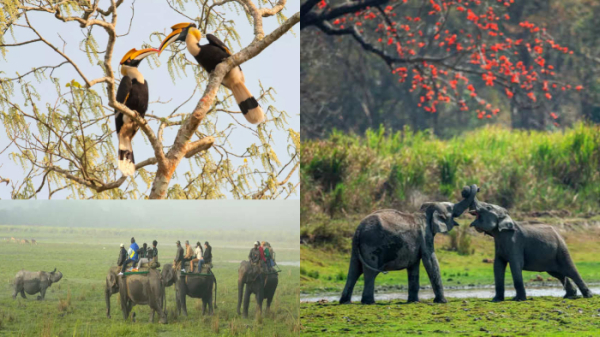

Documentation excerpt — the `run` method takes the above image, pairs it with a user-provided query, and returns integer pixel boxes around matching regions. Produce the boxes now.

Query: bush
[302,123,600,219]
[446,225,473,256]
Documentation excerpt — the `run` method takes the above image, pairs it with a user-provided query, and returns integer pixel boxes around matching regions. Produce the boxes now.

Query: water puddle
[301,285,600,303]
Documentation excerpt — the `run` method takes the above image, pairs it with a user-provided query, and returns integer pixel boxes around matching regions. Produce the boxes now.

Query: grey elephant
[468,189,593,301]
[118,269,167,323]
[13,268,63,300]
[339,185,477,304]
[161,263,217,316]
[104,266,121,318]
[237,260,278,318]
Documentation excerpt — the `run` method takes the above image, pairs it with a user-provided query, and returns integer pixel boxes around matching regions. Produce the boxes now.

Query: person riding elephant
[161,263,217,316]
[237,260,278,318]
[468,187,593,301]
[249,242,260,265]
[13,268,63,300]
[203,242,213,266]
[183,240,194,268]
[118,268,167,324]
[174,240,184,271]
[150,240,159,267]
[119,237,139,275]
[117,243,127,268]
[339,185,477,305]
[191,241,203,273]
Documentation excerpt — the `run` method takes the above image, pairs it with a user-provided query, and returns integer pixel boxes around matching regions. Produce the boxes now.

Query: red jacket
[259,246,266,261]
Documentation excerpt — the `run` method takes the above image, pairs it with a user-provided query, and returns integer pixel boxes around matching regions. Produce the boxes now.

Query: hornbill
[115,48,158,176]
[158,23,265,124]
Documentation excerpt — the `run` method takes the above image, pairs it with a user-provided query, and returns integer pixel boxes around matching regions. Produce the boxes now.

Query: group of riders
[117,237,160,276]
[249,241,279,273]
[116,238,278,276]
[173,240,213,273]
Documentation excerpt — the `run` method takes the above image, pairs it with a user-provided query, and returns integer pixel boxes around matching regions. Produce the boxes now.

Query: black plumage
[115,77,149,165]
[193,34,238,73]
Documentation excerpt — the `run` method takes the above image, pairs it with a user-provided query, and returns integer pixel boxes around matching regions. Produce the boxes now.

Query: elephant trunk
[452,184,478,218]
[105,284,111,318]
[237,278,244,315]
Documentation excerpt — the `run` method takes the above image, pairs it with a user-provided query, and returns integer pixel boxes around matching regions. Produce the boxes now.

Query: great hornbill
[115,48,158,176]
[158,23,265,124]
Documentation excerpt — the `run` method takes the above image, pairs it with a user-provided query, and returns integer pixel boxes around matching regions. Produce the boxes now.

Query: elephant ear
[498,214,516,231]
[430,209,450,234]
[109,273,117,287]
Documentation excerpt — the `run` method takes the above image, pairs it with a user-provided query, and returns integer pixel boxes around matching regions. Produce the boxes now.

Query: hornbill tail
[118,138,135,177]
[231,82,265,124]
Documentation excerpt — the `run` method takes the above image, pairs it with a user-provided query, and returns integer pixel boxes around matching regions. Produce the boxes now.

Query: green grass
[301,297,600,336]
[301,217,600,295]
[301,123,600,219]
[0,226,300,336]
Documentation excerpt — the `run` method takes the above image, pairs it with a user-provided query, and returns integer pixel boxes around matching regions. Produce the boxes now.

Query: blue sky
[0,0,299,199]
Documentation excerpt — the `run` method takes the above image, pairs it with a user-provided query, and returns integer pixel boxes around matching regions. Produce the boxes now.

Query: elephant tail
[355,223,388,275]
[212,271,218,309]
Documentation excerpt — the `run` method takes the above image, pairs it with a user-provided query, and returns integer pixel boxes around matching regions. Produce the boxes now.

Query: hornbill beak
[120,48,160,67]
[158,22,198,55]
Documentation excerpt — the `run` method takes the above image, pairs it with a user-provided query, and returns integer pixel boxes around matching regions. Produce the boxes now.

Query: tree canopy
[301,0,600,139]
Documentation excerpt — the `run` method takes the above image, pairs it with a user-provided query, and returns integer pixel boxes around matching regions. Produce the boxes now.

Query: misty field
[0,225,300,336]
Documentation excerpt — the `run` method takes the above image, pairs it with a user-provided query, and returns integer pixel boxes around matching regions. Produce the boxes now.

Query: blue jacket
[128,242,140,260]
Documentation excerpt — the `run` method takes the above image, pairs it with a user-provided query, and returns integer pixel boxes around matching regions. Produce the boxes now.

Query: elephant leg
[508,261,526,301]
[181,293,188,317]
[492,258,507,302]
[176,290,182,316]
[422,252,446,303]
[266,294,273,313]
[548,271,577,298]
[407,261,420,303]
[243,286,252,318]
[121,299,130,320]
[563,263,593,298]
[361,268,378,304]
[339,248,363,304]
[149,309,155,323]
[12,285,19,299]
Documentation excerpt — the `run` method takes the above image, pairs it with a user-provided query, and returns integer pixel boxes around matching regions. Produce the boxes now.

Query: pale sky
[0,0,299,199]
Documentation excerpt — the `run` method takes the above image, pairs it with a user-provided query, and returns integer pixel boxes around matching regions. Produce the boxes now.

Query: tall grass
[302,123,600,220]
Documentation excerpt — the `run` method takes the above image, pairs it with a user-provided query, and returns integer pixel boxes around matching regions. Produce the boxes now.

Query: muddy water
[301,285,600,303]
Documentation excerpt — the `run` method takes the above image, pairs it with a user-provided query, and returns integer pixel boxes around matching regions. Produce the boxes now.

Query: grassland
[301,296,600,336]
[0,225,300,336]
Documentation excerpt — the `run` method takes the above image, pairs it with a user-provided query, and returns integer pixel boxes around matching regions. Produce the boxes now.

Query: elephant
[161,263,217,316]
[468,190,593,301]
[339,185,478,304]
[104,266,121,318]
[13,268,63,300]
[237,260,278,318]
[118,268,167,323]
